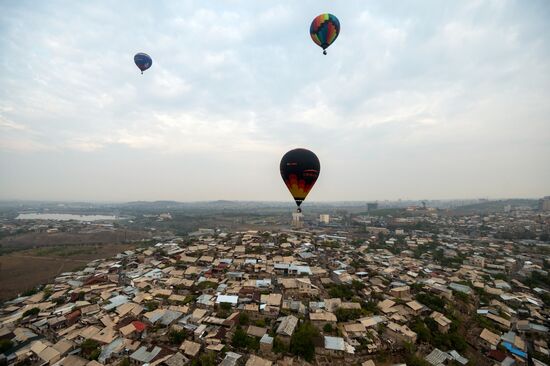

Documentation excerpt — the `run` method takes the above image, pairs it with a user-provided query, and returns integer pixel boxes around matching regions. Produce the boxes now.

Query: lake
[16,213,119,221]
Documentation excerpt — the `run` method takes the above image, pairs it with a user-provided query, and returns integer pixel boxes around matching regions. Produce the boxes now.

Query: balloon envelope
[280,148,320,208]
[134,53,152,73]
[310,13,340,54]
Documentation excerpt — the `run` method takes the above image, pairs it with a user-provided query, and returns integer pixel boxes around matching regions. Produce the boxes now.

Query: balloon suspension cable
[141,71,143,75]
[323,50,327,55]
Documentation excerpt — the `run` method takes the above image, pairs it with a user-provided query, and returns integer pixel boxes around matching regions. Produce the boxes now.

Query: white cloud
[0,0,549,200]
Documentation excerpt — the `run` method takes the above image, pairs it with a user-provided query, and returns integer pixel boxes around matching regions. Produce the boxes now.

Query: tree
[23,307,40,317]
[231,327,248,349]
[144,301,159,311]
[328,284,353,300]
[290,322,321,362]
[415,293,445,313]
[351,280,365,291]
[169,329,187,344]
[190,352,216,366]
[219,302,232,312]
[323,323,333,333]
[0,339,13,353]
[197,281,217,290]
[81,339,100,360]
[231,326,258,351]
[335,308,363,322]
[273,337,288,353]
[238,312,249,326]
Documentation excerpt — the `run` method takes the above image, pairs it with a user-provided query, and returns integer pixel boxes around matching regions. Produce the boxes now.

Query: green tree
[290,322,321,362]
[0,339,13,353]
[415,293,445,313]
[118,358,130,366]
[197,281,218,290]
[328,284,353,300]
[169,329,187,344]
[335,308,363,322]
[323,323,333,333]
[238,312,249,326]
[190,352,216,366]
[219,302,232,312]
[144,301,159,311]
[273,337,288,353]
[81,339,100,360]
[231,327,248,349]
[23,307,40,317]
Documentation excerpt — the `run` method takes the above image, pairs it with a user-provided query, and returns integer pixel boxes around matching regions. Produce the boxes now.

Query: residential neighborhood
[0,202,549,365]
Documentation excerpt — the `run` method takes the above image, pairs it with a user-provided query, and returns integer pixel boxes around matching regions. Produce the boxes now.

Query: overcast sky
[1,0,549,202]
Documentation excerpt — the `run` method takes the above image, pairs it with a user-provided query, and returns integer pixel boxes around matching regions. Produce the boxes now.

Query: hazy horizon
[0,197,541,205]
[1,1,549,202]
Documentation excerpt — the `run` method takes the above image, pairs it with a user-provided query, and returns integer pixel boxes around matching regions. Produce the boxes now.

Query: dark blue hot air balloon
[134,53,152,74]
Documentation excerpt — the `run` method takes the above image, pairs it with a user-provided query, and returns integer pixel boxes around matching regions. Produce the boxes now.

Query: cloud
[0,0,549,200]
[0,116,31,132]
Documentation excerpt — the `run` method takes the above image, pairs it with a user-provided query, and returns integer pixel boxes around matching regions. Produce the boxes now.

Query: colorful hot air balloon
[134,53,152,74]
[310,13,340,55]
[280,148,320,212]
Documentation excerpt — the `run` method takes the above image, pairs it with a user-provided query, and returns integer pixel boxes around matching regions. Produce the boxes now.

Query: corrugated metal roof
[324,336,345,351]
[216,295,238,304]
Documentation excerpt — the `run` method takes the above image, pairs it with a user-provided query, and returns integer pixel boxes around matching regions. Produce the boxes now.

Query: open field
[0,243,138,301]
[0,229,150,248]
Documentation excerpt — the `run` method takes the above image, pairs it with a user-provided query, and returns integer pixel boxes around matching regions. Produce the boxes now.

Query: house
[405,300,424,316]
[247,325,267,338]
[479,328,500,350]
[260,334,274,353]
[323,336,354,355]
[384,322,417,344]
[309,311,337,329]
[425,348,452,366]
[390,286,411,299]
[245,354,272,366]
[430,311,452,334]
[377,299,396,314]
[129,345,162,365]
[220,352,242,366]
[485,313,511,330]
[180,340,201,358]
[343,323,367,338]
[276,315,299,344]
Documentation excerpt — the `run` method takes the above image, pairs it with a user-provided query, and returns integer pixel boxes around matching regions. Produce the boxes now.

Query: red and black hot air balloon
[280,148,320,212]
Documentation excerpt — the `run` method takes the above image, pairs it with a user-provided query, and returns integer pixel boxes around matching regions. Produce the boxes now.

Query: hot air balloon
[310,13,340,55]
[134,53,152,74]
[280,148,320,212]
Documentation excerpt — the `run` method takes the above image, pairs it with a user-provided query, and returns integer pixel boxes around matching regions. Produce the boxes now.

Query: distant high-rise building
[539,196,550,211]
[319,214,330,224]
[367,202,378,211]
[292,212,304,228]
